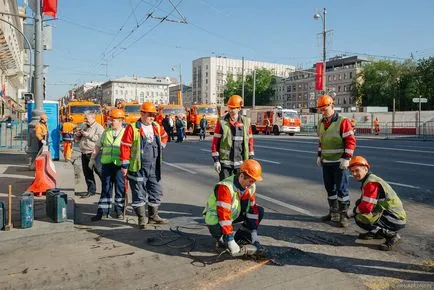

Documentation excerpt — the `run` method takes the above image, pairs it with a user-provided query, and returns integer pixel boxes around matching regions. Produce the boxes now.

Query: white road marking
[255,145,315,154]
[162,161,197,174]
[395,161,434,167]
[256,193,316,217]
[200,148,281,164]
[349,175,420,189]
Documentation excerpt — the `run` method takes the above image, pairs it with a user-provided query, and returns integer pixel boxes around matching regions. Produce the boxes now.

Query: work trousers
[98,163,125,214]
[219,166,241,181]
[208,205,264,240]
[81,153,102,194]
[128,163,162,208]
[199,128,206,140]
[355,211,406,233]
[322,162,350,208]
[176,128,184,142]
[63,141,73,160]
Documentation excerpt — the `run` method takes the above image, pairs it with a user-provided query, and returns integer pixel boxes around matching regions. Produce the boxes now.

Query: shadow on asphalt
[77,202,433,282]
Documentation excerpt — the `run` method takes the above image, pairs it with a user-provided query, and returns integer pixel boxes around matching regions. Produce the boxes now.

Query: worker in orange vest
[61,116,76,162]
[35,114,48,152]
[373,118,380,135]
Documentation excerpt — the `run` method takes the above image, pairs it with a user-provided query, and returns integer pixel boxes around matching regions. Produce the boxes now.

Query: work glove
[251,230,260,244]
[41,139,47,145]
[214,162,221,174]
[226,236,240,255]
[88,158,96,170]
[316,157,322,167]
[339,158,350,169]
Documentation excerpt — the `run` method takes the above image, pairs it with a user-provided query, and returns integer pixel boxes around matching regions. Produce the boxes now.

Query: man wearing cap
[120,102,169,229]
[203,159,265,256]
[35,114,49,152]
[316,95,356,227]
[211,95,254,181]
[348,156,407,251]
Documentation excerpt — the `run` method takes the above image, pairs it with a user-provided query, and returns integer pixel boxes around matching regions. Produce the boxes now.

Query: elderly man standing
[75,111,104,198]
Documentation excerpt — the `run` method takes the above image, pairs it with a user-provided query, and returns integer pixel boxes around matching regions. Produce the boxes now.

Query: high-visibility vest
[203,175,256,226]
[62,122,75,142]
[356,173,407,225]
[318,116,345,161]
[129,121,162,172]
[100,127,125,166]
[218,115,250,161]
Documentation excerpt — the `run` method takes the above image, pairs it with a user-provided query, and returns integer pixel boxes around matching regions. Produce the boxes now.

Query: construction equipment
[248,106,301,136]
[186,104,218,135]
[155,104,186,126]
[63,100,105,127]
[118,101,141,124]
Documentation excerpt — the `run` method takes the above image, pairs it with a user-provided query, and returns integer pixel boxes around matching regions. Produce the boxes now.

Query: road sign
[412,98,428,103]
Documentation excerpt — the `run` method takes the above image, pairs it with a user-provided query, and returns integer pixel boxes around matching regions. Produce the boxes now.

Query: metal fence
[0,121,27,151]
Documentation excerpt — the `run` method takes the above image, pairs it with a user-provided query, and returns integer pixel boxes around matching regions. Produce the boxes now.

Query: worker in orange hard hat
[120,102,169,229]
[347,156,407,251]
[61,116,76,162]
[90,109,127,221]
[203,159,266,256]
[316,94,356,228]
[211,95,255,181]
[35,113,49,152]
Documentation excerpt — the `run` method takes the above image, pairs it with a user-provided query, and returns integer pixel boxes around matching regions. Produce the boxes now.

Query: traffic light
[22,92,33,105]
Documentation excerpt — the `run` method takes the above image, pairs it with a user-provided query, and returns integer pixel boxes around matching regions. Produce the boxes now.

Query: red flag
[315,62,324,91]
[43,0,58,18]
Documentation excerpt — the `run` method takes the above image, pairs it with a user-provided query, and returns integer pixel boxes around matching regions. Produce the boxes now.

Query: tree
[416,57,434,110]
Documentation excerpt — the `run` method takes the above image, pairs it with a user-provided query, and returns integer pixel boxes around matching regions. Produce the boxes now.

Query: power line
[56,17,116,35]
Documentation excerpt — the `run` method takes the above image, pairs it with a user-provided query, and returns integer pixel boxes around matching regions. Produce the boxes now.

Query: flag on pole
[43,0,58,18]
[315,62,324,91]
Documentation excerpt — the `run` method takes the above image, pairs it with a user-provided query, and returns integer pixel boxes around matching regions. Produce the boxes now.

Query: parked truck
[62,100,104,127]
[118,101,141,124]
[187,104,218,134]
[248,106,300,135]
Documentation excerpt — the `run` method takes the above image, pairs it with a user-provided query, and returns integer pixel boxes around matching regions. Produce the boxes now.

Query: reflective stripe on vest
[356,174,407,224]
[100,127,125,166]
[203,175,256,226]
[129,121,161,172]
[318,116,345,161]
[218,116,250,161]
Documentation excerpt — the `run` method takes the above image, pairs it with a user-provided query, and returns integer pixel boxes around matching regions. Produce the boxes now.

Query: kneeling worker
[348,156,407,251]
[203,159,265,256]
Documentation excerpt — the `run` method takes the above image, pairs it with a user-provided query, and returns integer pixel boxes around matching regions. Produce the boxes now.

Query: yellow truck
[63,100,104,127]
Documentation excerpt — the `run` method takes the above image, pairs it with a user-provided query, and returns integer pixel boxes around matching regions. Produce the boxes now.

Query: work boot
[358,231,384,240]
[338,202,350,228]
[321,199,339,222]
[91,209,107,222]
[148,206,168,224]
[134,206,148,229]
[378,230,401,251]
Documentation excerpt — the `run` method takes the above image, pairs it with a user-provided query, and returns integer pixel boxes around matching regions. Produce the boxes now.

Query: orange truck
[155,104,186,126]
[248,106,300,135]
[118,101,141,124]
[63,100,105,127]
[187,104,218,134]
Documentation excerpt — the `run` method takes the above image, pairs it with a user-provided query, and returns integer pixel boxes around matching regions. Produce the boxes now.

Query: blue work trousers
[98,163,125,214]
[128,163,162,208]
[322,162,350,207]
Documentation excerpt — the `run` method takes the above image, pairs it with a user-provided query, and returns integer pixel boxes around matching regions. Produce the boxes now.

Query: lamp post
[172,64,183,106]
[314,8,327,93]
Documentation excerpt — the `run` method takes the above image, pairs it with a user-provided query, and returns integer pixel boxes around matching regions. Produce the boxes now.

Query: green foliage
[223,68,276,106]
[417,57,434,110]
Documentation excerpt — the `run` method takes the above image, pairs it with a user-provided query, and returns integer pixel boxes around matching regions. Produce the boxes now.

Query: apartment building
[192,56,295,105]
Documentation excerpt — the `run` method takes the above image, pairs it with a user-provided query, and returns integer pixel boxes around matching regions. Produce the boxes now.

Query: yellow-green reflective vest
[318,116,345,161]
[100,127,125,166]
[129,121,162,172]
[356,174,407,225]
[219,115,250,161]
[203,175,256,226]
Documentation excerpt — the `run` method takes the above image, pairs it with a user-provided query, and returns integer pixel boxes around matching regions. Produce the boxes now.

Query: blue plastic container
[0,200,5,230]
[20,193,34,229]
[46,189,67,223]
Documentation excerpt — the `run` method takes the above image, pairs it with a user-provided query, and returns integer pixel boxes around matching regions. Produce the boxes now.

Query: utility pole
[241,57,245,101]
[252,70,256,109]
[135,75,138,102]
[178,64,183,106]
[314,8,327,93]
[27,0,45,165]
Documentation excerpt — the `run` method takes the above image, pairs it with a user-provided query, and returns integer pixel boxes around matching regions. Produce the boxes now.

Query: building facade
[100,76,172,106]
[192,56,295,105]
[168,84,192,107]
[0,2,28,118]
[273,56,372,112]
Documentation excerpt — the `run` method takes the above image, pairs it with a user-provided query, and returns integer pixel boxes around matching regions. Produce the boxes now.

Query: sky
[21,0,434,100]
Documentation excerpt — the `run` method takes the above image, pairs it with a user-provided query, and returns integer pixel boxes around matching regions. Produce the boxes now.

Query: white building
[0,2,28,117]
[192,56,295,105]
[100,76,172,106]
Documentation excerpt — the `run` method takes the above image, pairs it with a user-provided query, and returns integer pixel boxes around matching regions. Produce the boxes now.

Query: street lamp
[314,8,327,93]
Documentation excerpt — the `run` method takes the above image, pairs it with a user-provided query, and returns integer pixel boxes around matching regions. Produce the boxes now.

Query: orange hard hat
[140,102,157,113]
[349,156,370,169]
[227,95,243,109]
[317,95,334,109]
[240,159,263,182]
[40,114,47,121]
[109,108,125,119]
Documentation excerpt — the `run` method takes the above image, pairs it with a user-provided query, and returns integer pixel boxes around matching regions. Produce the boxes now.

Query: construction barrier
[27,148,57,197]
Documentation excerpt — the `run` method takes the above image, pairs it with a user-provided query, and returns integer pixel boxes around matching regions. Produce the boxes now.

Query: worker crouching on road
[317,95,356,228]
[211,95,254,181]
[348,156,407,251]
[120,102,169,229]
[90,109,126,221]
[203,159,265,256]
[35,113,49,151]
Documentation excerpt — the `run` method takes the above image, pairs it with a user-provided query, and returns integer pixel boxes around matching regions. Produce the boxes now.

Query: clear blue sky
[24,0,434,100]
